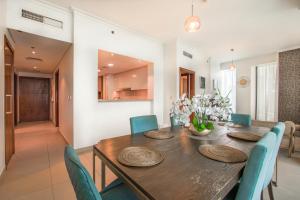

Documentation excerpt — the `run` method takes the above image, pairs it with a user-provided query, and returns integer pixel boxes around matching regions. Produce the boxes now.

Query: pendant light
[184,0,201,32]
[229,49,236,70]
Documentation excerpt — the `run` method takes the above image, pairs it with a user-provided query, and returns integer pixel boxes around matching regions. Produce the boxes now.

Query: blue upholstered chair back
[170,116,180,129]
[231,113,252,127]
[130,115,158,134]
[235,132,276,200]
[263,122,285,188]
[64,145,102,200]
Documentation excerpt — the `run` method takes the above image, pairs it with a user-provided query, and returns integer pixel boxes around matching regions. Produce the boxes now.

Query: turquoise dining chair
[170,116,180,129]
[225,131,276,200]
[64,145,139,200]
[231,113,252,127]
[262,122,285,200]
[130,115,158,135]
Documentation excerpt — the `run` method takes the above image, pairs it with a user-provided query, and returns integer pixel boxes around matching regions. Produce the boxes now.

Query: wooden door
[19,77,50,122]
[4,36,15,165]
[179,67,195,98]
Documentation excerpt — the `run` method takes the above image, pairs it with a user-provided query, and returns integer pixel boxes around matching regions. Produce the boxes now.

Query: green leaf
[206,122,214,130]
[200,123,206,130]
[192,116,198,128]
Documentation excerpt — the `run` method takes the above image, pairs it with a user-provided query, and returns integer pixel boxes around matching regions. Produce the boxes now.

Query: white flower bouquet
[170,89,232,132]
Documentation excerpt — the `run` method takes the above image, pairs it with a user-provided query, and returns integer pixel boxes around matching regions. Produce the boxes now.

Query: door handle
[5,94,12,114]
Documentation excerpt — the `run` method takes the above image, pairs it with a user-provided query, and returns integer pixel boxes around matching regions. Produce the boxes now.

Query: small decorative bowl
[189,125,211,136]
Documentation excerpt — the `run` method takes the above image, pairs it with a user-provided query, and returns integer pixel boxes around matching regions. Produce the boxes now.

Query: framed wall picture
[200,76,206,89]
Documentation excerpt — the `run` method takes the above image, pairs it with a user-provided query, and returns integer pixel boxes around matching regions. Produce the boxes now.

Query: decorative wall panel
[278,48,300,124]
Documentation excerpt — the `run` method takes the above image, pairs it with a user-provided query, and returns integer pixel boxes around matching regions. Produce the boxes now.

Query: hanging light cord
[192,0,194,16]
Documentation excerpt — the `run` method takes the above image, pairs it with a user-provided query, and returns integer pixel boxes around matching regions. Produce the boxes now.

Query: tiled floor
[0,122,116,200]
[0,121,299,200]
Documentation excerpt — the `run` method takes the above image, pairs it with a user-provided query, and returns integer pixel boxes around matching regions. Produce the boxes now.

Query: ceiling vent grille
[183,51,193,59]
[22,9,63,29]
[25,57,43,62]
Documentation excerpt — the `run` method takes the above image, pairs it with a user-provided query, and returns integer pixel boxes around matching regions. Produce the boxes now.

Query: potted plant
[170,89,232,136]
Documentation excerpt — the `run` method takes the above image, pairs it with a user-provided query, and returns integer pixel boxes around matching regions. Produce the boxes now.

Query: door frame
[4,35,15,166]
[55,70,59,127]
[179,67,195,98]
[14,73,18,125]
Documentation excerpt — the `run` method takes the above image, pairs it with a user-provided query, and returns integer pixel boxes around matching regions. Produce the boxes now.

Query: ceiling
[98,50,151,75]
[9,29,71,73]
[45,0,300,62]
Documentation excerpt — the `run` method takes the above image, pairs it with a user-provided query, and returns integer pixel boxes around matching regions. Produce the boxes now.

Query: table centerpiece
[170,89,232,136]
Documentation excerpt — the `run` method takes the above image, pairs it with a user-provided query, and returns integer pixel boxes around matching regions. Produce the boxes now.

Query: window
[220,69,236,112]
[255,62,277,121]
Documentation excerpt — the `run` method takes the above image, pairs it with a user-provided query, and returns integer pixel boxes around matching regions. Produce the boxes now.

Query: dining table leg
[101,161,106,190]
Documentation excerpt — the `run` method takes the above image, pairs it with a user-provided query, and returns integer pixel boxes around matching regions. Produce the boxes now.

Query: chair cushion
[100,179,139,200]
[101,179,123,193]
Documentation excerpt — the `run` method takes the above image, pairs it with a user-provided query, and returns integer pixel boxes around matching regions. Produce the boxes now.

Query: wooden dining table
[93,125,270,200]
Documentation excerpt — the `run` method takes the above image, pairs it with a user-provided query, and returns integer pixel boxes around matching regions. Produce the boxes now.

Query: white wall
[56,46,73,145]
[220,53,277,116]
[163,39,211,126]
[72,10,164,149]
[6,0,72,43]
[0,0,7,175]
[163,41,177,125]
[176,40,211,95]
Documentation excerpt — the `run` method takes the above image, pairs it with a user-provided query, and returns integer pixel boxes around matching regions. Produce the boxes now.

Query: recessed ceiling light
[108,63,114,67]
[31,46,36,55]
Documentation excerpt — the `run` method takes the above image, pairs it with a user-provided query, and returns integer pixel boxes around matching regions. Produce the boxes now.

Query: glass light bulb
[184,16,201,32]
[229,63,236,70]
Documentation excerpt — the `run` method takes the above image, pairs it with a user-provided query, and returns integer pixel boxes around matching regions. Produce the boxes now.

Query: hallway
[0,122,115,200]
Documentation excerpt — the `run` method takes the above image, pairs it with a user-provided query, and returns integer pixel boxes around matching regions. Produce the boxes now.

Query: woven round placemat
[144,130,174,140]
[118,146,164,167]
[198,145,248,163]
[227,132,262,142]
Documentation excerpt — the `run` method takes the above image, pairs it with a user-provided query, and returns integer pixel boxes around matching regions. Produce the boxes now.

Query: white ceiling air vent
[183,51,193,59]
[22,9,63,29]
[25,57,43,62]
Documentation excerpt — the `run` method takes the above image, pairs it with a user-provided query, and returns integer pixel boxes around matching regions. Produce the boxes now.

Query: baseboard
[76,146,93,154]
[160,123,170,128]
